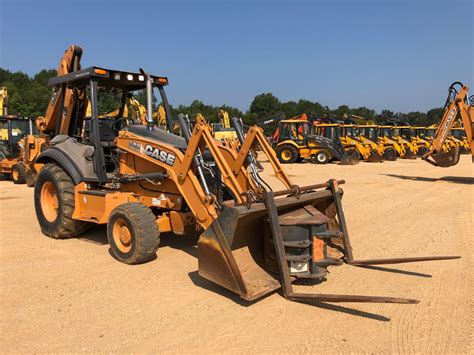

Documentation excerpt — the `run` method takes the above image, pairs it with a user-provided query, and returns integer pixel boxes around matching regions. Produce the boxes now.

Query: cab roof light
[94,68,108,75]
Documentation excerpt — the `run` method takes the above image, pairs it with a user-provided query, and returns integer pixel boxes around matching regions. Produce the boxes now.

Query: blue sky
[0,0,472,112]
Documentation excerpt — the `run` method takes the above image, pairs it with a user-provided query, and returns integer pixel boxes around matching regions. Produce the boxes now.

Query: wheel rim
[40,181,59,222]
[317,153,327,162]
[281,149,292,161]
[112,217,132,253]
[12,169,19,181]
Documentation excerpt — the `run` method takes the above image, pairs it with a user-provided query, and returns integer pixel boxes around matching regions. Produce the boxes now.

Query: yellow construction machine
[378,125,414,159]
[409,126,431,157]
[30,60,460,306]
[422,82,473,167]
[272,118,359,164]
[0,115,37,183]
[357,124,397,161]
[450,126,470,153]
[388,125,418,159]
[212,110,238,140]
[0,87,40,183]
[339,124,384,162]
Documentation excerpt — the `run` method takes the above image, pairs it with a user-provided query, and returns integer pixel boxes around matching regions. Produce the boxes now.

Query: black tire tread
[276,144,299,164]
[12,163,26,184]
[108,203,160,264]
[36,163,89,239]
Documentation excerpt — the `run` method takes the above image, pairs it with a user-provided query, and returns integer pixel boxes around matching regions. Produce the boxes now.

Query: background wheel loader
[31,61,459,307]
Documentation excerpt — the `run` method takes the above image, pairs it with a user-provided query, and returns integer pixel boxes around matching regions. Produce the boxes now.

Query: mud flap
[423,147,461,167]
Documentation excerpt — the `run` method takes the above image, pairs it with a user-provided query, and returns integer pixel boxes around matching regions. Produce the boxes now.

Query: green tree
[426,107,444,126]
[249,93,281,118]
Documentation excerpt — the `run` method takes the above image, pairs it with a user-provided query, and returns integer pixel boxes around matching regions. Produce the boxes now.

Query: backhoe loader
[390,125,418,159]
[0,115,36,183]
[450,126,470,153]
[422,82,473,167]
[339,124,384,162]
[409,126,431,157]
[378,125,412,159]
[31,62,460,307]
[273,118,358,164]
[358,124,397,161]
[212,110,238,140]
[0,86,40,183]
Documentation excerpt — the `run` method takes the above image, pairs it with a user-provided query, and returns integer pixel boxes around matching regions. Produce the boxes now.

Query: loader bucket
[339,149,360,165]
[366,151,384,163]
[197,189,339,301]
[383,148,398,161]
[423,147,461,167]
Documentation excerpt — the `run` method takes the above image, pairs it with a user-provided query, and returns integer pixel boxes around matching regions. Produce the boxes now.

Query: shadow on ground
[78,221,391,321]
[381,174,474,185]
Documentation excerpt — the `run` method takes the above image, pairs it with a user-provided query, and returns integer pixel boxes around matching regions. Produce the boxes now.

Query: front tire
[312,150,330,164]
[34,163,89,239]
[12,163,26,184]
[107,203,160,264]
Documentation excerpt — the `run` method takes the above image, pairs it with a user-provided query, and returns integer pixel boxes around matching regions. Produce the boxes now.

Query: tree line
[1,67,444,129]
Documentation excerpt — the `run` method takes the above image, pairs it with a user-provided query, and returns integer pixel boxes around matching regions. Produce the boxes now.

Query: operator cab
[46,66,180,182]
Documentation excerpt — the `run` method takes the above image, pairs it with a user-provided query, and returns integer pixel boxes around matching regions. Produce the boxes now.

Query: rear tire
[34,163,90,239]
[276,145,299,164]
[12,163,26,184]
[107,203,160,264]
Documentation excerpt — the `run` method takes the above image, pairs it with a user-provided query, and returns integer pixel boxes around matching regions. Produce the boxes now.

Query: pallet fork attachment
[262,180,460,304]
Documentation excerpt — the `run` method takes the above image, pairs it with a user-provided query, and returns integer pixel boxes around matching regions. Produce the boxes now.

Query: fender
[35,147,83,184]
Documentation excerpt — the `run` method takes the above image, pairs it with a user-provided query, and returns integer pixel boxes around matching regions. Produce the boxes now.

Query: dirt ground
[1,155,472,353]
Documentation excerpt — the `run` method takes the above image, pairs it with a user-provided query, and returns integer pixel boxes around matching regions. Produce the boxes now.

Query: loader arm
[423,82,473,166]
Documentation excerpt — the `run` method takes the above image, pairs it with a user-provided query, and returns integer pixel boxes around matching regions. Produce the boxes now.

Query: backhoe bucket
[366,151,384,163]
[383,148,398,161]
[339,149,360,165]
[197,188,341,301]
[423,147,461,167]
